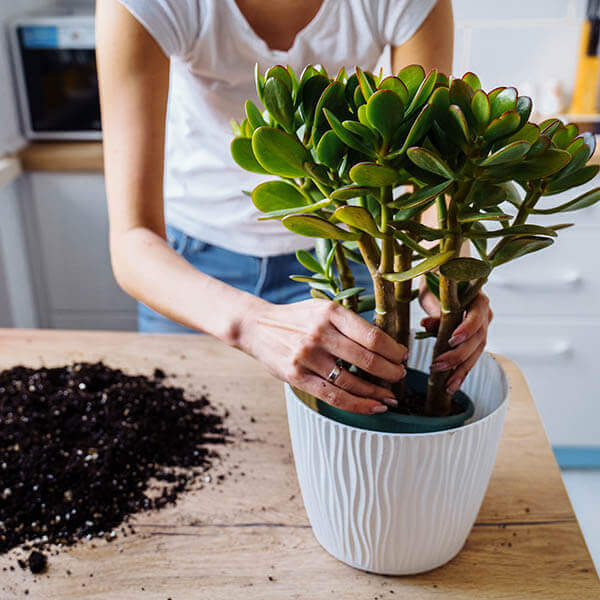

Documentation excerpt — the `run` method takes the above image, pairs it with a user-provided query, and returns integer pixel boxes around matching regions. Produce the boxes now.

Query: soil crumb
[0,362,229,561]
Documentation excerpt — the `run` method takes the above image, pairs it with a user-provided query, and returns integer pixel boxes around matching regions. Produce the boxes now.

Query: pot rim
[286,351,509,439]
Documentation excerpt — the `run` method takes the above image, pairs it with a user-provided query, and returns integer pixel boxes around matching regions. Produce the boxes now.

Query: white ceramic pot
[285,333,509,575]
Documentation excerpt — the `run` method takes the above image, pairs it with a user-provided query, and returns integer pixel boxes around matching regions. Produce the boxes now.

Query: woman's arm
[390,0,493,393]
[96,0,407,414]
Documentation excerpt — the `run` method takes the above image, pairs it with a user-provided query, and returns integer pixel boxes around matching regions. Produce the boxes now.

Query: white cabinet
[24,172,137,330]
[485,175,600,448]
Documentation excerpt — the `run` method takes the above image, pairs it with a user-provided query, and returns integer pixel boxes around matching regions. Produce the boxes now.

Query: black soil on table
[0,362,229,557]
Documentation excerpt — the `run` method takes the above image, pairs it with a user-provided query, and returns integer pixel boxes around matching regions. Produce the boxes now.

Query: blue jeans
[138,225,374,333]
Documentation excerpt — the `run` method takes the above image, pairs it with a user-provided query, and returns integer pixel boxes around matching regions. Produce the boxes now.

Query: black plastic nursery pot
[316,367,475,434]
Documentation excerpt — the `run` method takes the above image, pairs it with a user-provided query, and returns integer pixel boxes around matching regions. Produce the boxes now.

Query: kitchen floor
[561,470,600,575]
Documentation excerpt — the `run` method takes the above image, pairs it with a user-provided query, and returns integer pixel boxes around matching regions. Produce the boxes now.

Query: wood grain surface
[0,329,597,599]
[18,142,103,173]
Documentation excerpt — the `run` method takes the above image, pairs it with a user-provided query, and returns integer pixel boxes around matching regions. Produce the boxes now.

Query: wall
[453,0,587,108]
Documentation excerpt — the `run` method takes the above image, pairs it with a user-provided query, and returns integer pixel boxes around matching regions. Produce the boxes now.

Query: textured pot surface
[285,334,509,575]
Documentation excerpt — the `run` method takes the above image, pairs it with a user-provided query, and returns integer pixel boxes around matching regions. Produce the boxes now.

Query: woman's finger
[430,326,486,372]
[327,304,407,365]
[446,341,486,394]
[299,349,398,407]
[420,316,439,334]
[448,294,490,347]
[295,368,388,415]
[318,324,407,383]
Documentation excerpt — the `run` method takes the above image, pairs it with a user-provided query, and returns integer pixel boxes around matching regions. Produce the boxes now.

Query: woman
[96,0,492,416]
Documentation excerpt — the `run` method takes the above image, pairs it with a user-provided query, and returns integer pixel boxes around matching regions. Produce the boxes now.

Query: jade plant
[230,64,600,417]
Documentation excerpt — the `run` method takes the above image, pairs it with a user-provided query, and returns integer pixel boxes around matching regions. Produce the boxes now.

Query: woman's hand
[419,286,493,394]
[239,299,408,415]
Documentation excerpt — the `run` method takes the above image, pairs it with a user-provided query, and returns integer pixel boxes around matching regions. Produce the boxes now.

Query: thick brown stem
[334,244,357,311]
[392,244,412,401]
[425,194,463,416]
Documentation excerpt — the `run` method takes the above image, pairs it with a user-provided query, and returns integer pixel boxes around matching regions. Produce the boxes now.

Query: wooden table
[0,329,598,599]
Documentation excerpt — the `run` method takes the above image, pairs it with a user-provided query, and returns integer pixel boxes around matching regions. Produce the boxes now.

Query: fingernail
[383,397,398,407]
[371,404,388,414]
[430,361,449,372]
[449,334,465,347]
[398,366,407,378]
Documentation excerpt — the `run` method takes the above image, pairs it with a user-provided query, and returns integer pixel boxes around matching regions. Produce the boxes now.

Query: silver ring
[327,360,344,383]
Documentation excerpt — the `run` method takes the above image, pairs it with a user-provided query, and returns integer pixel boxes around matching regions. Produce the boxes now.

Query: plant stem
[392,243,412,401]
[375,187,399,341]
[334,244,357,311]
[425,186,466,416]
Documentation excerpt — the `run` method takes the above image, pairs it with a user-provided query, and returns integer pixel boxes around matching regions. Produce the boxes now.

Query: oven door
[13,21,101,140]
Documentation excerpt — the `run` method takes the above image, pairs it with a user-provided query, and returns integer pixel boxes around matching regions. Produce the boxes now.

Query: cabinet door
[28,173,137,330]
[487,318,600,447]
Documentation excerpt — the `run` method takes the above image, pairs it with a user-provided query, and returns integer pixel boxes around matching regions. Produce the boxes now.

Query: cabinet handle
[490,340,572,363]
[488,271,581,291]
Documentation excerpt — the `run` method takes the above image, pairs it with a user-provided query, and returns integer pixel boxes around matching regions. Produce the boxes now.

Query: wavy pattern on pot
[286,335,509,575]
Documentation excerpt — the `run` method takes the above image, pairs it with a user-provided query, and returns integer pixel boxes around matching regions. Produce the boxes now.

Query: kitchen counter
[0,329,597,599]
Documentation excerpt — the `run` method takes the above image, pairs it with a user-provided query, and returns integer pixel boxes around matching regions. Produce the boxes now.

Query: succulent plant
[231,63,600,417]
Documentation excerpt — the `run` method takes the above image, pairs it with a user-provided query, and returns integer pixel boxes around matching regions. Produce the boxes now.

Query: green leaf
[479,141,531,166]
[490,87,517,121]
[334,287,365,301]
[540,118,562,138]
[392,103,435,156]
[324,242,338,277]
[251,180,308,212]
[528,135,551,157]
[483,111,521,143]
[405,68,438,115]
[397,64,425,99]
[543,164,600,195]
[459,209,510,222]
[356,66,374,100]
[531,187,600,214]
[282,214,362,241]
[552,124,579,149]
[342,244,365,265]
[300,74,330,125]
[257,198,331,220]
[252,127,309,178]
[366,89,405,142]
[490,236,554,267]
[466,180,507,209]
[447,104,470,148]
[550,144,591,183]
[263,77,295,132]
[389,179,453,209]
[504,122,540,146]
[316,130,346,170]
[296,249,323,274]
[324,109,374,156]
[406,147,455,179]
[303,161,333,187]
[378,76,410,105]
[382,250,455,282]
[466,224,557,238]
[310,289,332,300]
[349,162,400,186]
[391,220,446,240]
[230,119,242,137]
[515,96,532,127]
[449,79,475,126]
[245,100,267,130]
[357,294,375,313]
[315,238,333,267]
[311,81,348,144]
[343,121,377,148]
[439,257,491,281]
[290,274,335,293]
[334,205,381,237]
[330,185,374,201]
[254,63,265,102]
[469,222,488,259]
[511,148,572,180]
[230,137,269,174]
[462,71,482,91]
[266,65,293,91]
[357,104,370,126]
[428,86,450,119]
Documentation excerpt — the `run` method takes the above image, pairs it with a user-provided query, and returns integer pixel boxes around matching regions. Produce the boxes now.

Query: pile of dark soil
[0,362,228,557]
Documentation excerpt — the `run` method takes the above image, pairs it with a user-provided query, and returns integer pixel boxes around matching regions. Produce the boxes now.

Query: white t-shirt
[118,0,437,256]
